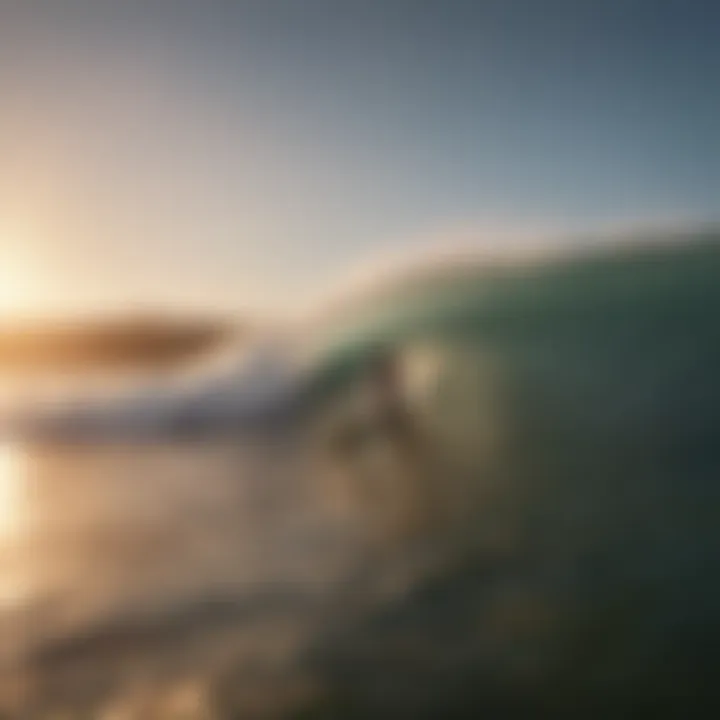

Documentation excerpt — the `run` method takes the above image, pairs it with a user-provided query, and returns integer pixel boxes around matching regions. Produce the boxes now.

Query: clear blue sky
[0,0,717,316]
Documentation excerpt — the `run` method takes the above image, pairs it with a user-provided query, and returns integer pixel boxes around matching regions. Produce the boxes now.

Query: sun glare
[0,225,42,320]
[0,264,29,320]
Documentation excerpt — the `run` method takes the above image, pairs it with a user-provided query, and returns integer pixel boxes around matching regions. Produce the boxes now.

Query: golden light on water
[0,442,31,610]
[0,443,24,541]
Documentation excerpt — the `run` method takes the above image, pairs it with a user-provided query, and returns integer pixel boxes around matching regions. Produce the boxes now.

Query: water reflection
[0,442,23,542]
[0,442,31,613]
[0,362,449,717]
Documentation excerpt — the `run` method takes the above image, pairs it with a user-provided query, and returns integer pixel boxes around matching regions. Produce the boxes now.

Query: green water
[2,233,719,718]
[296,233,720,716]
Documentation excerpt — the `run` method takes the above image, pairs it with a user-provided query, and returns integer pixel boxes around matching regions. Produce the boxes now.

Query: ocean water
[0,233,719,717]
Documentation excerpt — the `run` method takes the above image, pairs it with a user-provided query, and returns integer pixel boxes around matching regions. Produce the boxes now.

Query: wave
[2,227,718,440]
[1,226,719,717]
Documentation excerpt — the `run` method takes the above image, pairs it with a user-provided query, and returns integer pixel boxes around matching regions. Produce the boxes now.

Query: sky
[0,0,718,318]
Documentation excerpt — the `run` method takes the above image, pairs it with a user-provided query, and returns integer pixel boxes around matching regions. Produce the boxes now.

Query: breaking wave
[0,228,718,717]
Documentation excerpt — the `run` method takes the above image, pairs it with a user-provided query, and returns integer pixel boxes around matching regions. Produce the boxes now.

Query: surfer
[320,345,435,540]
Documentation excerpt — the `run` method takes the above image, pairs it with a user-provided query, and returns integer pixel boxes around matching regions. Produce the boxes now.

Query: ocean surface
[0,232,719,718]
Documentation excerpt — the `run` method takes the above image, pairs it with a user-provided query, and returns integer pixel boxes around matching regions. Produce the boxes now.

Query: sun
[0,257,33,320]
